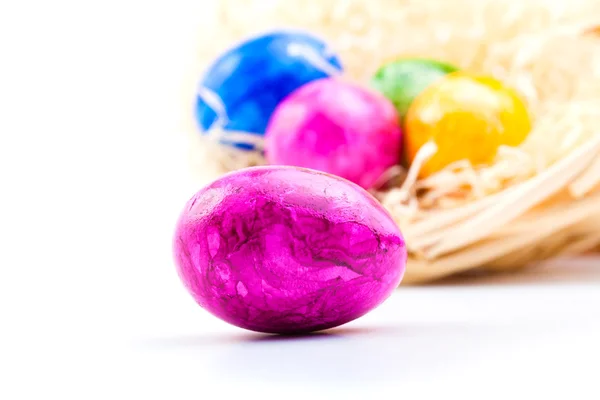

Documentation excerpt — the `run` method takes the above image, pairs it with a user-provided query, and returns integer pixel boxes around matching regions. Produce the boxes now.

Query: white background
[1,1,599,399]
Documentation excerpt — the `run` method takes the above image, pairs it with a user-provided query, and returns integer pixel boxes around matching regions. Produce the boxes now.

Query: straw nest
[186,0,600,284]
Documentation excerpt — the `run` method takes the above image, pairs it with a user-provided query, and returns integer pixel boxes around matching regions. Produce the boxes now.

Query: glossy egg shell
[173,166,407,334]
[405,72,531,177]
[371,57,459,120]
[195,30,342,149]
[264,78,403,190]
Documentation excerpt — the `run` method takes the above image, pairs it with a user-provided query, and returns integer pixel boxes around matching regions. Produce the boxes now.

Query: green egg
[370,58,459,120]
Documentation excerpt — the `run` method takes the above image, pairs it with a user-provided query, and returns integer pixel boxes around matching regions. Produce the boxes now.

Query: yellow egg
[405,72,531,178]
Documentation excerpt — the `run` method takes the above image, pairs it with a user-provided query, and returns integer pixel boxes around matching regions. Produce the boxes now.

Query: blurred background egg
[405,72,531,177]
[370,58,459,121]
[195,30,343,149]
[264,78,403,189]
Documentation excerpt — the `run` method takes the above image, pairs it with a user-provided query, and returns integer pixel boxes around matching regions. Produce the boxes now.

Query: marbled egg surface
[195,30,342,149]
[264,78,402,189]
[173,166,407,334]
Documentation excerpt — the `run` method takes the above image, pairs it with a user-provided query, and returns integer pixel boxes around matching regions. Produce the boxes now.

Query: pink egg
[264,78,403,189]
[173,166,407,334]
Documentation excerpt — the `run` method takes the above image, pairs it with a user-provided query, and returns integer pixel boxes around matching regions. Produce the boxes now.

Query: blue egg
[195,30,343,150]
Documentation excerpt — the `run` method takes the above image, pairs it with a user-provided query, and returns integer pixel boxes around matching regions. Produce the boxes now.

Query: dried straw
[187,0,600,283]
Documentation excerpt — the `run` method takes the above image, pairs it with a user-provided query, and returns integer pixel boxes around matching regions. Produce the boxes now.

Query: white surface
[1,1,600,399]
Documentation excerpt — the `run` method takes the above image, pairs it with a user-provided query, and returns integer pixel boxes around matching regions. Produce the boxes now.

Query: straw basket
[185,0,600,284]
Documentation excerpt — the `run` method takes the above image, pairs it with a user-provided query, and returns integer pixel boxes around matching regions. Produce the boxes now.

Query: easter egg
[371,58,459,120]
[405,72,531,177]
[173,166,407,334]
[264,78,402,190]
[195,30,343,149]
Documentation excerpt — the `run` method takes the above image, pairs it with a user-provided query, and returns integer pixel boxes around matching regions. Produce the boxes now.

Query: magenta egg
[264,78,403,189]
[173,166,407,334]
